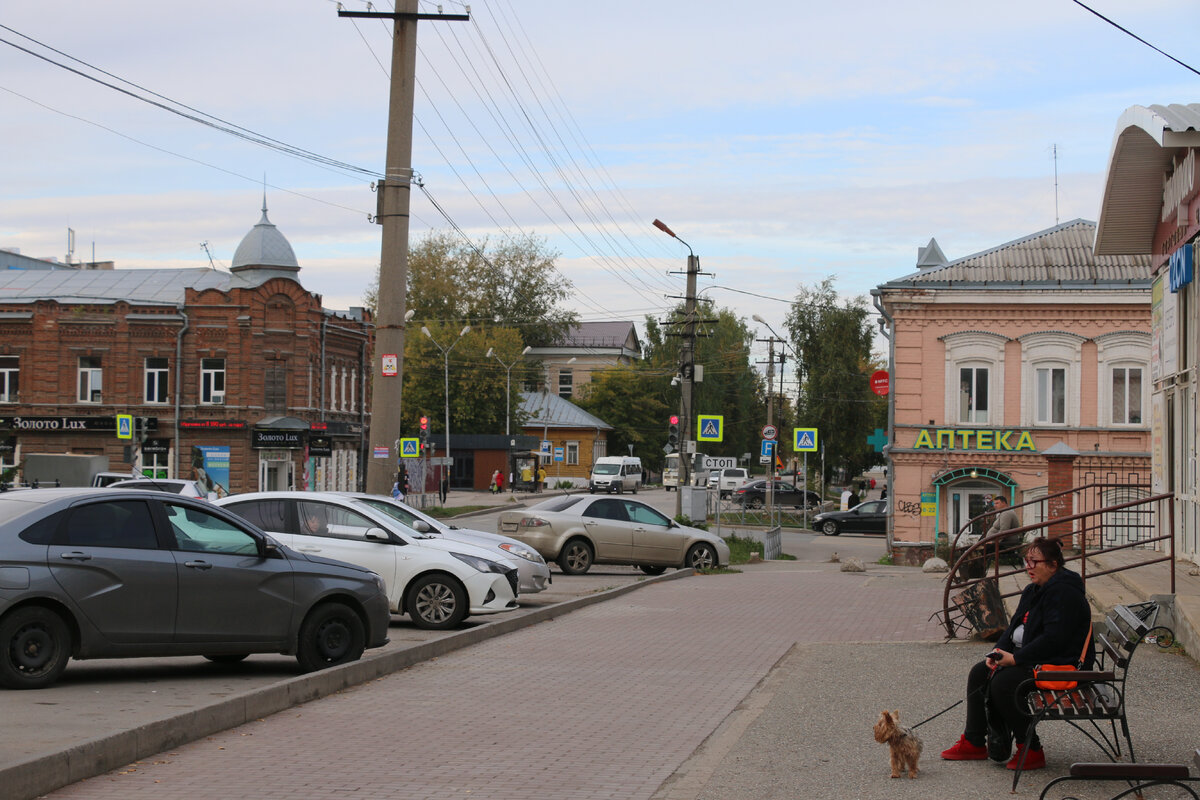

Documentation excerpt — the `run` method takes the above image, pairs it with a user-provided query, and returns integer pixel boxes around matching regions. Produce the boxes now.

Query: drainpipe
[173,306,190,478]
[320,314,328,422]
[871,289,895,553]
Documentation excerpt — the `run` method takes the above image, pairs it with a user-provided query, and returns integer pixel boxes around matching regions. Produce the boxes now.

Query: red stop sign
[871,370,890,396]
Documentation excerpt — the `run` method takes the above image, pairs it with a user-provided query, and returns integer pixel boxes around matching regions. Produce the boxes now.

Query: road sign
[700,455,736,470]
[373,446,390,459]
[400,437,420,458]
[793,427,818,452]
[761,439,775,458]
[761,424,778,440]
[540,440,552,456]
[116,414,133,440]
[382,354,398,377]
[554,447,564,462]
[871,370,890,396]
[697,415,723,442]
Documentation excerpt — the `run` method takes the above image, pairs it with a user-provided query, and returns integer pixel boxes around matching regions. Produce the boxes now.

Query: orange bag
[1033,623,1091,691]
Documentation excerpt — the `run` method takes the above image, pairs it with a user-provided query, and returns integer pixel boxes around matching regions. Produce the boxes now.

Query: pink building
[873,220,1153,564]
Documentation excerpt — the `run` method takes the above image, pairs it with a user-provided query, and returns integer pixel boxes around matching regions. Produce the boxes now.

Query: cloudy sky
[2,0,1197,375]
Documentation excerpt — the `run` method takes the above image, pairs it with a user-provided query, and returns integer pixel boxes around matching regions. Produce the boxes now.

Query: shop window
[140,450,170,479]
[200,358,226,405]
[0,356,17,403]
[77,356,103,403]
[144,357,169,404]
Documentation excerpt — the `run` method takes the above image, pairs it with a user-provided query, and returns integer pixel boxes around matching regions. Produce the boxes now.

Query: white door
[258,456,294,491]
[949,488,995,545]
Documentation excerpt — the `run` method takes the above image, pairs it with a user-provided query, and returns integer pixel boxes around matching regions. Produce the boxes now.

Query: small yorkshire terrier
[873,709,923,779]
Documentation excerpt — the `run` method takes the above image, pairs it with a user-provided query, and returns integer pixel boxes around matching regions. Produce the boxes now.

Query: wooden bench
[1010,601,1176,792]
[1038,748,1200,799]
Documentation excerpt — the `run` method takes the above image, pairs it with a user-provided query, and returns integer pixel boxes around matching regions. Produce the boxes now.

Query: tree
[784,278,886,486]
[574,365,670,465]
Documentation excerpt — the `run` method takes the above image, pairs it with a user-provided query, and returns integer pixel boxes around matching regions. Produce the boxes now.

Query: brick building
[0,201,371,494]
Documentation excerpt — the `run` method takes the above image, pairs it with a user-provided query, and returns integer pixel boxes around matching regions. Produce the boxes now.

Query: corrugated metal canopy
[1095,103,1200,256]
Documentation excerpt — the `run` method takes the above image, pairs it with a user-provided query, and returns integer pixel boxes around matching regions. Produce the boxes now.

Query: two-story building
[0,201,371,495]
[873,219,1153,563]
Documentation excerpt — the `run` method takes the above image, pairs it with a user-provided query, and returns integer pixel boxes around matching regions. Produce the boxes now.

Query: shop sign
[913,428,1037,452]
[180,419,247,430]
[1169,241,1194,293]
[0,415,159,433]
[920,491,936,516]
[1162,148,1199,224]
[251,429,304,449]
[308,436,332,457]
[142,437,170,455]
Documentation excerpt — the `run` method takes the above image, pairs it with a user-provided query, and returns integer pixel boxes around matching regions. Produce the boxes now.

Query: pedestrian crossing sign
[697,415,723,442]
[400,437,420,458]
[116,414,133,440]
[793,427,818,452]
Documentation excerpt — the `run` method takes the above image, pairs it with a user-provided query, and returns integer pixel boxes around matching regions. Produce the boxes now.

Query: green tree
[784,278,886,486]
[574,365,670,466]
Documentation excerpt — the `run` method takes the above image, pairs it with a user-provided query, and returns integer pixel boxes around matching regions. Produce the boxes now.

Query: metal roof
[880,219,1152,288]
[1095,103,1200,256]
[518,391,612,431]
[0,267,232,306]
[231,202,299,271]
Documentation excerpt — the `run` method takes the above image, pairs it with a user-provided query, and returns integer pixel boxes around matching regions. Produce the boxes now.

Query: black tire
[204,654,249,664]
[295,602,366,672]
[632,482,638,494]
[0,606,72,690]
[747,497,764,509]
[685,543,719,571]
[558,538,594,575]
[821,520,841,536]
[407,573,468,630]
[638,565,667,576]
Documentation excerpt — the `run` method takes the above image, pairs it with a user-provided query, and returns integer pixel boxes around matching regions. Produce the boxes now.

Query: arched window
[1095,332,1150,427]
[1019,332,1084,427]
[941,332,1008,426]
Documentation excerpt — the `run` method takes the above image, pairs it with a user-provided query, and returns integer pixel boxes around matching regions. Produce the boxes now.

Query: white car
[707,468,749,497]
[335,492,551,594]
[215,492,519,629]
[107,477,214,500]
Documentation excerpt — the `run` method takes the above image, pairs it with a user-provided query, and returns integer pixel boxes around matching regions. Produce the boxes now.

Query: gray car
[0,488,390,690]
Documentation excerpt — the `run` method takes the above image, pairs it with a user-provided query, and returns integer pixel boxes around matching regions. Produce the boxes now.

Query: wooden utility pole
[339,4,467,495]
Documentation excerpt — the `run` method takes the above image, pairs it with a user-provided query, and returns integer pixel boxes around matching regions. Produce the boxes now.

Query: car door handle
[59,551,92,561]
[296,546,321,553]
[183,560,214,570]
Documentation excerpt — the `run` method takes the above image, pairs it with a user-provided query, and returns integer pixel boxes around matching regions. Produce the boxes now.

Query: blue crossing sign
[793,427,818,452]
[116,414,133,440]
[697,415,723,442]
[400,437,420,458]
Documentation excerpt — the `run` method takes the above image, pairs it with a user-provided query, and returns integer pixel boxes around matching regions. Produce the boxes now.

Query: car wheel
[408,573,468,630]
[638,565,666,576]
[0,606,72,690]
[558,538,594,575]
[295,602,366,672]
[204,654,249,664]
[821,520,841,536]
[632,483,638,494]
[685,543,719,571]
[747,497,764,509]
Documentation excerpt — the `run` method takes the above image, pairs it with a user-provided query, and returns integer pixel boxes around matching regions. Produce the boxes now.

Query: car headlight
[498,542,544,563]
[451,552,510,574]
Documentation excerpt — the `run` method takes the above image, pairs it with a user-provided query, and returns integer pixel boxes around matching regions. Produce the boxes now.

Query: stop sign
[870,370,890,396]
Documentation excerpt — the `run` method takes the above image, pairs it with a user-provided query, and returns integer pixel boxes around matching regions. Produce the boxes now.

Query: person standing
[438,474,448,505]
[537,465,546,493]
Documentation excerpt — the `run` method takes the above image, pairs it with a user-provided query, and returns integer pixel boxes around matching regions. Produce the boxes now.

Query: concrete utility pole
[340,4,467,495]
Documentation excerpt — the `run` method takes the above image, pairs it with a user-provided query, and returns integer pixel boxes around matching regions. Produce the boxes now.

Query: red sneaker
[941,734,988,760]
[1006,744,1046,770]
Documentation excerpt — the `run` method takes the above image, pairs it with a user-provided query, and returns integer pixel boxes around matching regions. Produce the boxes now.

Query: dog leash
[910,680,990,730]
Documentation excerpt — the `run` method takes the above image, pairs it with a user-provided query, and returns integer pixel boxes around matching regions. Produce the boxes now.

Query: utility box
[23,453,111,487]
[679,486,707,524]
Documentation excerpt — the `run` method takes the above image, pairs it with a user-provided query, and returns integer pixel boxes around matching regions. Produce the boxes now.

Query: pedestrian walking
[438,475,448,505]
[537,465,546,492]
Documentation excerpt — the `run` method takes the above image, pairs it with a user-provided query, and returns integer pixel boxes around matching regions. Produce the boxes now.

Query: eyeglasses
[1023,558,1047,568]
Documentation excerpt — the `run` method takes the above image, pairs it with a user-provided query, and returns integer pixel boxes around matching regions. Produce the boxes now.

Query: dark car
[0,488,390,689]
[811,499,889,536]
[732,480,821,509]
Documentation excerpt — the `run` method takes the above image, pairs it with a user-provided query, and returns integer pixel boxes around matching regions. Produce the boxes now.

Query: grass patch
[425,505,490,518]
[877,553,894,565]
[723,533,797,565]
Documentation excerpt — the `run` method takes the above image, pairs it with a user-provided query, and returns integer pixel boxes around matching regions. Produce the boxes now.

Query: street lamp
[487,345,531,436]
[422,324,471,485]
[654,218,698,518]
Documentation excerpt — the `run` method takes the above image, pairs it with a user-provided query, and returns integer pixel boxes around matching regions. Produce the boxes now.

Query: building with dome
[0,199,372,494]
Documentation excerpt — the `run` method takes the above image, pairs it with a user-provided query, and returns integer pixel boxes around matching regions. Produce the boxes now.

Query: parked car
[707,467,750,497]
[498,494,730,575]
[334,492,551,594]
[215,492,519,629]
[107,478,214,500]
[811,499,889,536]
[733,480,821,509]
[588,456,643,494]
[0,487,390,689]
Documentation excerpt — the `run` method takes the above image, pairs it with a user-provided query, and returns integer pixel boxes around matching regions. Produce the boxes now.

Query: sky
[2,0,1199,386]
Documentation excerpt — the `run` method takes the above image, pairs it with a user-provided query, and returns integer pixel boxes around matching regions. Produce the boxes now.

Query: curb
[2,569,691,800]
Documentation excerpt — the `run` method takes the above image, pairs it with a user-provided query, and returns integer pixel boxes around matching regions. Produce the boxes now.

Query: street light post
[487,345,532,436]
[654,219,699,520]
[422,324,470,492]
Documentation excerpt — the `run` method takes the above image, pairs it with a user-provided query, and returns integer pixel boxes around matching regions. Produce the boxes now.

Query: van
[589,456,643,494]
[707,467,749,496]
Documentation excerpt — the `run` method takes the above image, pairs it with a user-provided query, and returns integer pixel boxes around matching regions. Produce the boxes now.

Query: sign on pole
[793,427,818,452]
[382,354,398,377]
[761,424,778,440]
[116,414,133,440]
[870,370,890,396]
[697,415,723,442]
[400,437,420,458]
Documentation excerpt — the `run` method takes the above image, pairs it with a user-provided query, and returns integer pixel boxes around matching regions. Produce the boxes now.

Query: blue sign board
[760,439,775,458]
[1170,243,1194,293]
[697,415,723,442]
[793,428,818,452]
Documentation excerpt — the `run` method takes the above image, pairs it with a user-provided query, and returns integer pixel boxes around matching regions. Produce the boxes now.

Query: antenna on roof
[1053,143,1060,226]
[200,241,217,269]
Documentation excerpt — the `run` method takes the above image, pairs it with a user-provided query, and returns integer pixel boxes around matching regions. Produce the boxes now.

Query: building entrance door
[949,486,996,543]
[258,454,295,491]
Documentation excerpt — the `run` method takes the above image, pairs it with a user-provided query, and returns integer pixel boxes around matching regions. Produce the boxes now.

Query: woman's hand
[985,648,1014,670]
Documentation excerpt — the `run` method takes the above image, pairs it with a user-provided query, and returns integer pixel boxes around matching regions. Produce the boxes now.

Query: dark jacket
[995,567,1095,669]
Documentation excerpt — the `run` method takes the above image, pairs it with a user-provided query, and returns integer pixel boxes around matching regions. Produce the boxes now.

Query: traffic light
[667,415,679,448]
[419,415,429,441]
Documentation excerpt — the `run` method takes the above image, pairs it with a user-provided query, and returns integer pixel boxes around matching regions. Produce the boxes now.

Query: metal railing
[939,476,1175,639]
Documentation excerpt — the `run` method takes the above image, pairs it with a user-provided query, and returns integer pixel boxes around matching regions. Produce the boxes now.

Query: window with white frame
[340,367,348,411]
[566,441,579,465]
[0,356,17,403]
[350,368,357,412]
[200,358,226,404]
[1095,331,1150,427]
[145,357,169,404]
[1019,331,1084,427]
[78,356,103,403]
[140,451,169,479]
[941,331,1008,426]
[329,365,338,411]
[558,368,574,398]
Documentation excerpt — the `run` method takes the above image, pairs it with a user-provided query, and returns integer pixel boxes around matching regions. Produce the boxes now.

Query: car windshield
[592,464,619,475]
[353,498,432,537]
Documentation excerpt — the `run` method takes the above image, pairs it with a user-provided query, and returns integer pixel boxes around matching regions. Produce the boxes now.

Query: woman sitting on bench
[941,536,1095,771]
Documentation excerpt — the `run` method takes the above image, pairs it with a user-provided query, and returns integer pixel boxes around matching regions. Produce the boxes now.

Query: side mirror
[364,527,391,542]
[411,520,434,533]
[260,538,280,558]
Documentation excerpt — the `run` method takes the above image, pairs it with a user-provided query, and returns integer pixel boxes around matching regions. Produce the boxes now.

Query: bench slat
[1113,603,1151,638]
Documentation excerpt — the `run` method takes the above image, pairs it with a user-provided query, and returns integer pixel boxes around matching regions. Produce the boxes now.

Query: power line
[1070,0,1200,77]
